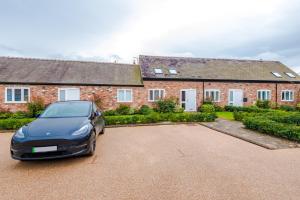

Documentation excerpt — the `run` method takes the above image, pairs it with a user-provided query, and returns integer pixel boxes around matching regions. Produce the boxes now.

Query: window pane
[281,91,285,100]
[211,91,215,101]
[60,90,66,101]
[118,90,125,102]
[181,91,186,101]
[149,90,153,101]
[14,89,21,101]
[6,89,12,102]
[229,91,233,102]
[258,91,261,100]
[160,90,164,99]
[24,89,29,101]
[286,92,290,100]
[154,90,160,100]
[125,90,132,101]
[215,91,219,101]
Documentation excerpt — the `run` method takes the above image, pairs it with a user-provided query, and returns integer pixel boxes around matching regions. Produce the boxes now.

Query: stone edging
[200,123,276,150]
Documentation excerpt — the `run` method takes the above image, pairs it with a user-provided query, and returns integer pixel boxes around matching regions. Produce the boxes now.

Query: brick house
[0,55,299,112]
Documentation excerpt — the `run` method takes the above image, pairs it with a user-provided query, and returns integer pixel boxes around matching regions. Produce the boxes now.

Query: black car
[11,100,105,161]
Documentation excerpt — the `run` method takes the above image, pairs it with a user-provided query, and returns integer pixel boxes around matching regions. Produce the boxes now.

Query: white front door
[228,89,243,106]
[181,89,197,111]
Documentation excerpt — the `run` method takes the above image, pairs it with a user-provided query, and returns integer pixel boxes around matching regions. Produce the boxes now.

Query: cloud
[0,0,300,71]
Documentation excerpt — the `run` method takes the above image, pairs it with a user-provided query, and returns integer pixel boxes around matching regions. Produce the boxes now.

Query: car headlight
[72,124,90,136]
[14,127,25,139]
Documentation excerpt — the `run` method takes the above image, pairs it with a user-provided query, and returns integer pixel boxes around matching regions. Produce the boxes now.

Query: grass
[216,112,234,121]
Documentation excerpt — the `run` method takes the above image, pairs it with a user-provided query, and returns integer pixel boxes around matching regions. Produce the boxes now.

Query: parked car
[11,100,105,161]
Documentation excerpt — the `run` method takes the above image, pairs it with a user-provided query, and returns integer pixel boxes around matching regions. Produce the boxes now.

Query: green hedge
[0,118,35,130]
[105,112,216,125]
[224,105,271,113]
[243,117,300,142]
[234,110,300,125]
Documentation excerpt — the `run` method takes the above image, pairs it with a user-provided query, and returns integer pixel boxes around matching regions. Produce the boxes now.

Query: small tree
[27,96,45,117]
[155,98,177,113]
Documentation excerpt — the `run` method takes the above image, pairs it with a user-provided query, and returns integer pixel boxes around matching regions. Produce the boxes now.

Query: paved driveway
[1,124,300,200]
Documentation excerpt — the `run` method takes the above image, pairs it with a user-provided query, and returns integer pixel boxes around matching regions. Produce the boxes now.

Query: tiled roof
[0,57,143,86]
[139,55,300,82]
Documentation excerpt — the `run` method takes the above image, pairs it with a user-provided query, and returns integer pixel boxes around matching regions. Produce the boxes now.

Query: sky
[0,0,300,71]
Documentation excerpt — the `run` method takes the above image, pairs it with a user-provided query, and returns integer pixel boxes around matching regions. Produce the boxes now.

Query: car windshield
[40,102,91,118]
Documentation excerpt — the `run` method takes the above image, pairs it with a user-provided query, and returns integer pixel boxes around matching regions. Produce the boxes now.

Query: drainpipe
[202,81,205,104]
[275,83,278,108]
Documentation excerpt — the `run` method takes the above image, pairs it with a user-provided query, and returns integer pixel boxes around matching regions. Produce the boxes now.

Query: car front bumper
[11,137,92,161]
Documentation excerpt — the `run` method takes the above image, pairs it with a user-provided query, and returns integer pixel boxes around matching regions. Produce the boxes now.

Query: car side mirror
[95,111,101,117]
[35,113,41,118]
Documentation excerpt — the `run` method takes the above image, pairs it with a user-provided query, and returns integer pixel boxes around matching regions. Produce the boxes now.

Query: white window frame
[154,68,163,74]
[285,72,296,78]
[58,88,80,101]
[257,90,271,101]
[204,89,220,102]
[271,72,282,78]
[169,69,177,74]
[148,89,165,102]
[281,90,294,102]
[5,87,30,103]
[117,89,133,102]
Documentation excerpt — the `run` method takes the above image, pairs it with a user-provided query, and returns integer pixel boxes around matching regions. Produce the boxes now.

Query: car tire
[87,133,96,156]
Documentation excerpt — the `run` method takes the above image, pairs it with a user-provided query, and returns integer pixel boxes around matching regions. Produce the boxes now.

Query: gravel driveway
[1,124,300,200]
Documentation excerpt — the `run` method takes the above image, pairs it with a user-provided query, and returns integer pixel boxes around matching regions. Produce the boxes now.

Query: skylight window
[154,68,163,74]
[271,72,282,78]
[285,72,296,78]
[169,69,177,74]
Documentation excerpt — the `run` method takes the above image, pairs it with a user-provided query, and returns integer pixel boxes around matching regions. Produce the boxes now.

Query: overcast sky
[1,0,300,71]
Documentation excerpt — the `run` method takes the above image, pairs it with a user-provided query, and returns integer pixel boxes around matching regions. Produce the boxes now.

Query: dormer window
[271,72,282,78]
[154,68,163,74]
[169,69,177,74]
[285,72,296,78]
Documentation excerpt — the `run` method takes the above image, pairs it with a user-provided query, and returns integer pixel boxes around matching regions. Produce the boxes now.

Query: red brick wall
[0,81,299,112]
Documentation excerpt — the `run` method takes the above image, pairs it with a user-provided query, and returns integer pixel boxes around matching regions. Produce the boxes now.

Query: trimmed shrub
[279,105,296,112]
[198,104,215,113]
[155,98,176,113]
[256,100,271,109]
[103,110,117,116]
[174,105,184,113]
[0,118,35,130]
[27,97,45,117]
[138,105,153,115]
[116,104,133,115]
[224,105,270,113]
[243,117,300,142]
[104,112,216,125]
[214,105,224,112]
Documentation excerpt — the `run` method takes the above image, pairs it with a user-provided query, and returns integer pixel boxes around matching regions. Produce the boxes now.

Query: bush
[256,100,271,109]
[27,97,45,117]
[296,103,300,111]
[155,98,176,113]
[224,105,270,113]
[103,110,117,116]
[104,112,216,125]
[198,104,215,113]
[243,117,300,142]
[279,105,296,112]
[0,112,13,119]
[214,105,224,112]
[116,104,133,115]
[138,105,153,115]
[0,118,35,130]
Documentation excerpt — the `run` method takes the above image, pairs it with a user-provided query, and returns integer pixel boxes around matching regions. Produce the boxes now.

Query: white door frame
[228,89,243,106]
[180,89,197,111]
